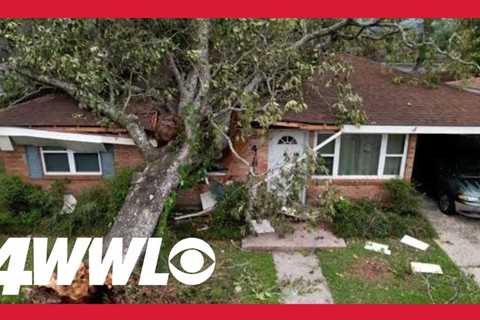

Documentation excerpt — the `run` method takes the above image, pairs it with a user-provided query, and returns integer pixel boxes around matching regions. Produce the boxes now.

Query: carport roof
[283,54,480,127]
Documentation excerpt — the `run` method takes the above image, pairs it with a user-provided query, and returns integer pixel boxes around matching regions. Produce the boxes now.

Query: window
[41,147,102,175]
[316,133,336,175]
[314,133,408,178]
[278,136,298,145]
[382,134,406,176]
[339,134,381,175]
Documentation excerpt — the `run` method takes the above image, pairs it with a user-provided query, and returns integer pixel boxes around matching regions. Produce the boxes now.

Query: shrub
[51,168,136,236]
[383,179,422,215]
[212,181,249,226]
[208,181,249,239]
[107,167,135,213]
[0,173,65,234]
[332,198,436,239]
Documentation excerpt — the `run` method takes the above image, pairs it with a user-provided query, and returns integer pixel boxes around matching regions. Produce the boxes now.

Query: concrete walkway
[273,252,333,304]
[421,199,480,285]
[242,223,342,303]
[242,223,346,251]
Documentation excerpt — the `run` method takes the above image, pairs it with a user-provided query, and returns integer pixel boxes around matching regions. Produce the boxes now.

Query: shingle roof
[0,94,158,130]
[283,55,480,126]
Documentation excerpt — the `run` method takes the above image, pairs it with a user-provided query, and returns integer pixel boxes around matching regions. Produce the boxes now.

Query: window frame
[313,133,409,180]
[40,147,103,176]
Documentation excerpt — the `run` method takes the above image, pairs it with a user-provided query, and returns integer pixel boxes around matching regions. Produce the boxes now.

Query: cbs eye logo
[168,238,216,285]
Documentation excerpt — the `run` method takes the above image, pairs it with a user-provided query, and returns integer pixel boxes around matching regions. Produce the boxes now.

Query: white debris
[200,191,217,210]
[250,219,275,235]
[61,194,77,214]
[281,206,297,217]
[364,241,391,255]
[401,235,430,251]
[411,262,443,274]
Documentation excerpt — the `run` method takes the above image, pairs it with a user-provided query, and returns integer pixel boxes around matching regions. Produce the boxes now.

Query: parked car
[435,155,480,217]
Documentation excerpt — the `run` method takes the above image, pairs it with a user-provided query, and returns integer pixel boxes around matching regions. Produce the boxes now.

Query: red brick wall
[403,134,417,181]
[0,128,418,208]
[0,144,145,195]
[113,145,145,169]
[222,132,269,179]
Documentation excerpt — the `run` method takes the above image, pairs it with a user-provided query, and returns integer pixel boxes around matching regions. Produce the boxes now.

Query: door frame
[267,129,308,204]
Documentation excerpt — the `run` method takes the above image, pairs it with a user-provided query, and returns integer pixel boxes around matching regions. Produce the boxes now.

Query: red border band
[0,0,479,18]
[0,304,479,319]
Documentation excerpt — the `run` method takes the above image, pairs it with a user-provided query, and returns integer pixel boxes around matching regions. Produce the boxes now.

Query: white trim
[343,125,480,135]
[312,132,409,180]
[399,134,409,178]
[377,134,388,176]
[0,126,135,145]
[40,147,103,176]
[0,136,13,151]
[333,137,341,177]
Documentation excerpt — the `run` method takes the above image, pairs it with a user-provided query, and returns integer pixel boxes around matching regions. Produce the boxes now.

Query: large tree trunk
[105,143,191,254]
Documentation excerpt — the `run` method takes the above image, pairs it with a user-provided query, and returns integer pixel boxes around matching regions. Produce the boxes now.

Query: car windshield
[456,158,480,177]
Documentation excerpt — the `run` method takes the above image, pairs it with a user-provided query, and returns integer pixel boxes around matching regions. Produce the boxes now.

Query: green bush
[383,179,422,215]
[0,173,65,234]
[212,182,248,226]
[107,167,135,213]
[208,181,249,239]
[332,198,435,239]
[50,168,135,236]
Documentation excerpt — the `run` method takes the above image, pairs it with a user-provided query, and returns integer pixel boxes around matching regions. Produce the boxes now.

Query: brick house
[1,55,480,208]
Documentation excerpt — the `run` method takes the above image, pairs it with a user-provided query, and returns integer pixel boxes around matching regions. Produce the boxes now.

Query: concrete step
[241,223,346,251]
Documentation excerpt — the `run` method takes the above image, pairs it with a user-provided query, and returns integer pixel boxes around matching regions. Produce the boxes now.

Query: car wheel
[438,193,456,215]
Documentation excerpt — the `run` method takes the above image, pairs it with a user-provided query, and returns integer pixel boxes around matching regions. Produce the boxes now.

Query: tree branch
[8,66,158,159]
[210,118,256,177]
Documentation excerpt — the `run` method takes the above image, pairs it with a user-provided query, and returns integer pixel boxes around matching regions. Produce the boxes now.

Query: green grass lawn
[317,239,480,304]
[169,240,280,303]
[0,223,280,304]
[154,222,281,304]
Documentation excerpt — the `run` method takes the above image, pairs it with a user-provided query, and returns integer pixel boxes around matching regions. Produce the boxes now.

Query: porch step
[241,223,346,251]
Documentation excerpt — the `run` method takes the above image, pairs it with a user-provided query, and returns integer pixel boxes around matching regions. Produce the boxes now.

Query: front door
[267,129,307,204]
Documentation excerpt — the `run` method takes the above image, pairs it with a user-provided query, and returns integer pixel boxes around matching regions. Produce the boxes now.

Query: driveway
[421,198,480,285]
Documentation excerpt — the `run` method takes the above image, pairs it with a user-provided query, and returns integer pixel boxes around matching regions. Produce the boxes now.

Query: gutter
[0,126,135,151]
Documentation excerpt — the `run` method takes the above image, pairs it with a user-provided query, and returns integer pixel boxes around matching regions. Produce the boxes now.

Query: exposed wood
[173,207,214,221]
[35,126,129,134]
[273,121,339,131]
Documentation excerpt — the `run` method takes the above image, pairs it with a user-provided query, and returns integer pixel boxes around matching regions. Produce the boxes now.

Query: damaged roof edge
[342,125,480,135]
[0,126,135,147]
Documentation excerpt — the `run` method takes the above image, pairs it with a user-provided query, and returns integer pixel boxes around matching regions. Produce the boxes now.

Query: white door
[267,129,307,204]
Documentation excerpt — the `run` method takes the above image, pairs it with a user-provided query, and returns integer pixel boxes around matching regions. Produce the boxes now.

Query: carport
[412,134,480,196]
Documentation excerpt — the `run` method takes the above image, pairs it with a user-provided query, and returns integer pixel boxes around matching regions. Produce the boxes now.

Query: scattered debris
[281,206,298,218]
[200,191,217,210]
[411,262,443,274]
[250,219,275,235]
[61,194,77,214]
[401,235,430,251]
[364,241,391,255]
[173,207,214,221]
[197,225,210,232]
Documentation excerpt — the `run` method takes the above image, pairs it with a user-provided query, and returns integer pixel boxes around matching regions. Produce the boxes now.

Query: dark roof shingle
[0,94,158,130]
[283,55,480,126]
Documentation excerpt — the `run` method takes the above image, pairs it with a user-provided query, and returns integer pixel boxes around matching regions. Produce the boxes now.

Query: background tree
[0,19,476,250]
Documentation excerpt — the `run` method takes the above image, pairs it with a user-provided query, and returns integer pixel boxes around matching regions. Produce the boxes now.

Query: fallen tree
[0,19,478,253]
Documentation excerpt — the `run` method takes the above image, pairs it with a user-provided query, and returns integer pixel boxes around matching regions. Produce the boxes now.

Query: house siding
[0,127,418,208]
[0,143,144,195]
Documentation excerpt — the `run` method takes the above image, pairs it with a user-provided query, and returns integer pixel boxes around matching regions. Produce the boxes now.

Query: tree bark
[105,143,191,254]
